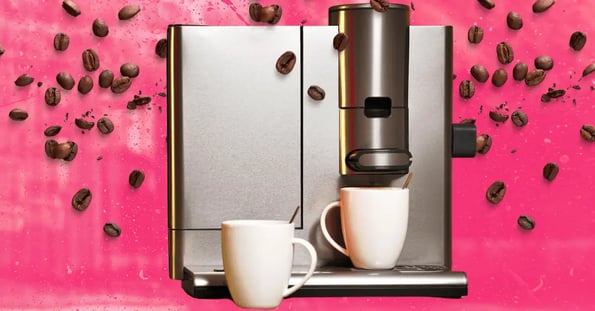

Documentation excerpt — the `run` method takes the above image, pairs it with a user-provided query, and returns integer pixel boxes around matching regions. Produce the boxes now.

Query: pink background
[1,0,594,310]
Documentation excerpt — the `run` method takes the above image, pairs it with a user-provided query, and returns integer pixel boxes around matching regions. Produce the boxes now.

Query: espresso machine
[167,3,476,298]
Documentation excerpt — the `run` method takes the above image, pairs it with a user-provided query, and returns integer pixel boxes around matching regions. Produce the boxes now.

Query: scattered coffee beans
[569,31,587,51]
[471,65,489,83]
[468,25,484,44]
[92,19,109,37]
[370,0,390,12]
[525,69,546,86]
[155,38,167,58]
[517,215,535,230]
[72,188,92,211]
[82,49,100,72]
[307,85,326,101]
[511,110,528,127]
[489,110,509,123]
[486,180,506,204]
[45,87,61,106]
[129,169,145,188]
[77,75,94,94]
[492,68,507,87]
[8,108,28,121]
[62,0,81,17]
[46,140,77,160]
[53,33,70,51]
[120,63,139,78]
[476,134,492,154]
[97,117,114,134]
[44,125,62,137]
[512,62,528,81]
[56,72,75,90]
[128,95,151,110]
[75,118,94,130]
[111,76,132,94]
[582,63,595,77]
[275,51,296,75]
[496,42,514,64]
[15,74,34,86]
[543,162,559,181]
[506,12,523,30]
[118,5,141,20]
[333,33,349,52]
[580,124,595,142]
[249,3,283,24]
[532,0,555,13]
[534,55,553,70]
[459,80,475,99]
[98,70,114,88]
[477,0,495,9]
[103,222,121,237]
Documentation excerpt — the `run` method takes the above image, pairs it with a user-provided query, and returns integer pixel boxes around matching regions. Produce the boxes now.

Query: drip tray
[182,265,468,298]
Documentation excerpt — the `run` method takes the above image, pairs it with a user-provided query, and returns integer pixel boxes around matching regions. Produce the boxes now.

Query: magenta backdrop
[1,0,594,310]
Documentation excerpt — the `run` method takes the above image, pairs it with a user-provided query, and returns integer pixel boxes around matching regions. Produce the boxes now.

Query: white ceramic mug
[221,220,317,309]
[320,187,409,270]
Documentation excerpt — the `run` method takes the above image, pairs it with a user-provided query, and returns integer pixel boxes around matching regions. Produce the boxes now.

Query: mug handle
[282,238,317,297]
[319,201,349,257]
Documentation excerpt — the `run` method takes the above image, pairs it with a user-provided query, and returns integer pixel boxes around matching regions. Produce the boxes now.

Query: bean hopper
[167,3,476,298]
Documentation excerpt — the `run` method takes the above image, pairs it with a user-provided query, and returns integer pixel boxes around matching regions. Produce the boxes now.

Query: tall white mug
[222,220,317,309]
[320,187,409,270]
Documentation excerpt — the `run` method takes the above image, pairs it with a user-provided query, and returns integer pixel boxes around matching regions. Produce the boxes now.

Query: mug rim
[222,219,290,226]
[341,187,409,192]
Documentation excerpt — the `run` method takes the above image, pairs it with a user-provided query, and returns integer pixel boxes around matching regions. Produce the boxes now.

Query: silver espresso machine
[167,3,476,298]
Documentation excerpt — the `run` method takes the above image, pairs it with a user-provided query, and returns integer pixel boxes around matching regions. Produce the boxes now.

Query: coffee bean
[82,49,100,72]
[63,141,78,161]
[307,85,326,101]
[582,63,595,77]
[470,65,489,83]
[118,5,141,20]
[276,51,296,75]
[53,141,71,159]
[517,215,535,230]
[120,63,139,78]
[45,87,61,106]
[492,68,507,87]
[44,125,62,137]
[15,74,34,87]
[62,0,81,17]
[546,88,565,99]
[249,3,262,22]
[543,162,559,181]
[92,19,109,37]
[56,72,75,90]
[103,222,121,237]
[477,0,495,9]
[459,80,475,99]
[53,33,70,51]
[333,33,349,52]
[476,134,492,154]
[155,38,167,58]
[0,44,5,56]
[532,0,555,13]
[8,108,28,121]
[461,118,476,125]
[45,139,58,158]
[111,77,132,94]
[98,70,114,88]
[511,110,528,127]
[129,169,145,188]
[468,25,484,44]
[525,69,546,86]
[496,42,514,64]
[370,0,390,12]
[569,31,587,51]
[535,55,553,70]
[78,75,93,94]
[506,12,523,30]
[75,118,94,130]
[513,62,528,81]
[248,3,282,24]
[580,124,595,142]
[489,110,509,123]
[97,117,114,134]
[72,188,92,211]
[486,181,506,204]
[127,95,151,109]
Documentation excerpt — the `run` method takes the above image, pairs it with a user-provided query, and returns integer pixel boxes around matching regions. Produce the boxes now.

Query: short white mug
[222,220,317,309]
[320,187,409,270]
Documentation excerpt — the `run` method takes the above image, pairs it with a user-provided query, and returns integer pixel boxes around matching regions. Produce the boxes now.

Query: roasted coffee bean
[56,72,75,90]
[546,88,565,99]
[52,142,71,159]
[155,38,167,58]
[535,55,553,70]
[470,65,489,83]
[63,141,78,161]
[569,31,587,51]
[53,33,70,51]
[82,49,100,72]
[468,25,484,44]
[525,69,546,86]
[44,125,62,137]
[459,80,475,99]
[476,134,492,154]
[506,12,523,30]
[98,70,114,88]
[307,85,326,101]
[111,77,132,94]
[77,75,93,94]
[72,188,92,211]
[0,44,5,56]
[511,110,528,127]
[127,95,151,109]
[129,169,145,188]
[370,0,390,12]
[275,51,296,75]
[532,0,555,13]
[92,19,109,37]
[8,108,28,121]
[496,42,514,65]
[513,62,528,81]
[45,139,58,158]
[248,3,262,22]
[120,63,139,78]
[249,3,282,24]
[489,110,509,123]
[118,5,141,20]
[477,0,495,9]
[543,162,559,181]
[582,63,595,77]
[103,222,121,237]
[97,117,114,134]
[15,74,34,86]
[517,215,535,230]
[486,181,506,204]
[75,118,94,130]
[492,69,507,87]
[461,118,476,125]
[333,33,349,52]
[62,0,81,17]
[45,87,61,106]
[580,124,595,142]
